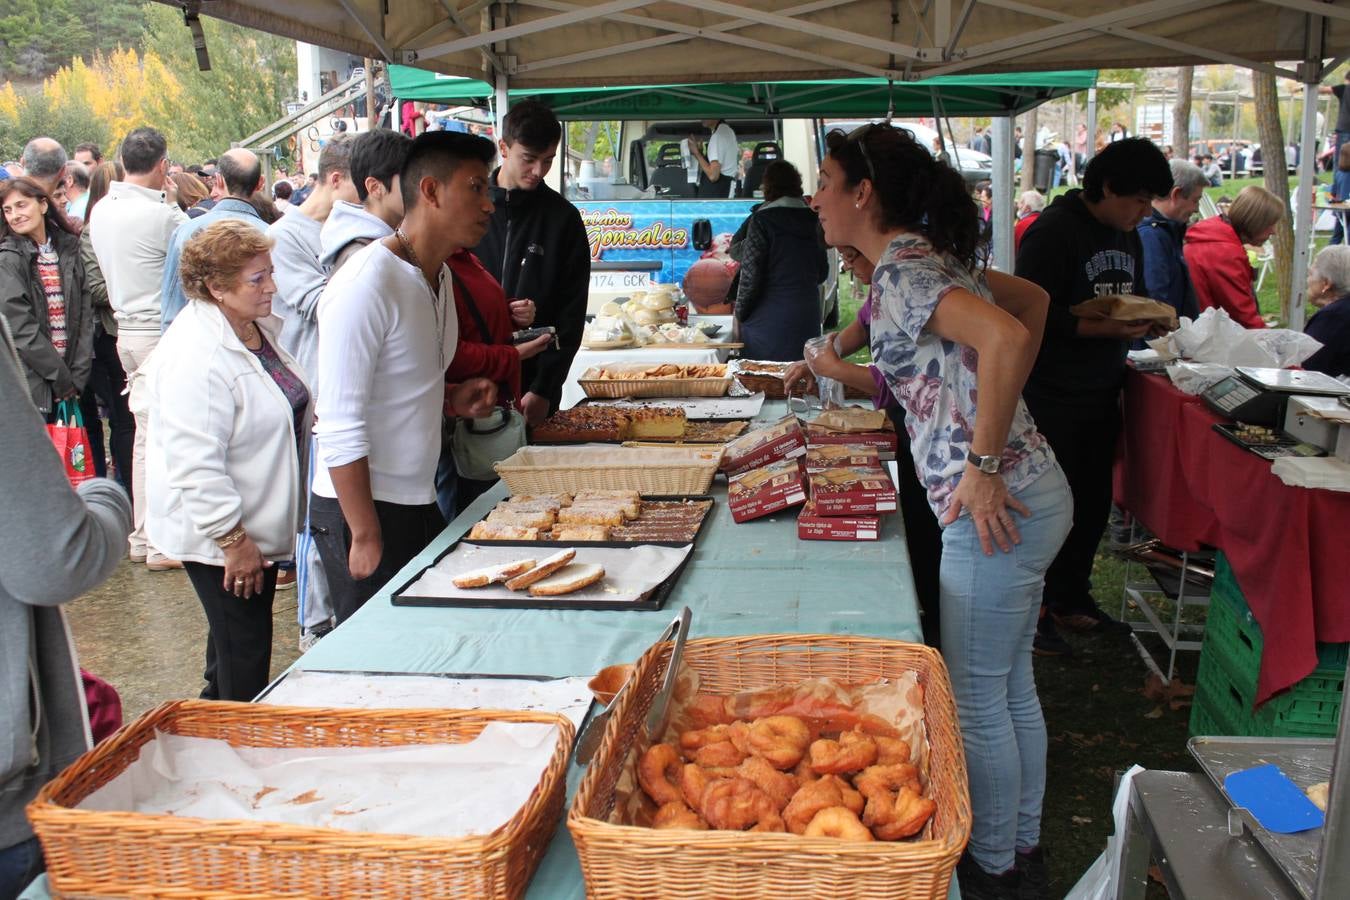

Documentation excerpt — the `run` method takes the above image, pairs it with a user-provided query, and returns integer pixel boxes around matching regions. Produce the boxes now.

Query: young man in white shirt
[310,131,498,624]
[689,119,739,197]
[88,126,188,569]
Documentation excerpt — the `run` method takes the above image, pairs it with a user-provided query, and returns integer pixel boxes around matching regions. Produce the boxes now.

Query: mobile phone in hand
[512,326,558,348]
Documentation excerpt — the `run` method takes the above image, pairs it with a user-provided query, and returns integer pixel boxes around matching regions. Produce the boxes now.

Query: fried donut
[808,729,878,775]
[694,739,748,768]
[638,743,684,806]
[855,763,922,798]
[748,715,811,769]
[803,806,874,842]
[727,720,753,755]
[793,757,821,785]
[870,786,937,840]
[833,775,865,816]
[652,800,708,830]
[874,735,912,766]
[749,811,786,833]
[736,755,800,810]
[700,777,780,831]
[679,724,731,751]
[680,763,712,809]
[783,774,856,834]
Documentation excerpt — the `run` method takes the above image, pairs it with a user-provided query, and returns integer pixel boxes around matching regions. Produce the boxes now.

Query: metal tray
[390,540,693,612]
[1188,735,1335,898]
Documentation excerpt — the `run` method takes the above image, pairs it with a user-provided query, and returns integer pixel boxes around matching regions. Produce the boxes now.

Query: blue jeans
[0,836,43,900]
[939,464,1073,875]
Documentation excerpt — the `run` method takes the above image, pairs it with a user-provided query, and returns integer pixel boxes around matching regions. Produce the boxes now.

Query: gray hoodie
[319,201,394,273]
[0,315,131,849]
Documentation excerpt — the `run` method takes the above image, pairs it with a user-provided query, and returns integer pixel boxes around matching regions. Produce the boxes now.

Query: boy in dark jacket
[1014,138,1172,656]
[472,100,590,424]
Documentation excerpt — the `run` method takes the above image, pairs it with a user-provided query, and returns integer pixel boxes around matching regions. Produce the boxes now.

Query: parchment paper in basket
[78,722,560,839]
[400,543,690,604]
[608,670,929,827]
[261,671,594,733]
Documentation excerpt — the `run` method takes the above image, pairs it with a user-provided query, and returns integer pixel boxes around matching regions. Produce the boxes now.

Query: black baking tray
[389,539,693,611]
[464,494,716,548]
[1212,423,1326,460]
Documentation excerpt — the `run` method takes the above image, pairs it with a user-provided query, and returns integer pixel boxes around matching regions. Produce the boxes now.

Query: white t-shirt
[706,122,740,196]
[311,241,457,505]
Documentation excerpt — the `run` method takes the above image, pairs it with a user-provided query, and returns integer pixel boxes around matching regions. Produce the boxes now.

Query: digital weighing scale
[1201,367,1350,426]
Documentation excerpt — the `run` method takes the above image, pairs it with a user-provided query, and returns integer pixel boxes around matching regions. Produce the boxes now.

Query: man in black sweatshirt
[1015,138,1173,656]
[472,100,590,424]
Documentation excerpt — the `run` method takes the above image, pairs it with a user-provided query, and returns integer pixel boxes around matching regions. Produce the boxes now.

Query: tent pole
[1290,75,1320,332]
[992,116,1015,272]
[495,70,510,142]
[1085,87,1098,164]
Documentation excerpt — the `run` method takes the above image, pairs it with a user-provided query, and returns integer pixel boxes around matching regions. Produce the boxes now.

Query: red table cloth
[1113,368,1350,705]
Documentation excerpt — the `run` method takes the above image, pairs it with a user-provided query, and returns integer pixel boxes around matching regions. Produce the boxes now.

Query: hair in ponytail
[825,124,981,271]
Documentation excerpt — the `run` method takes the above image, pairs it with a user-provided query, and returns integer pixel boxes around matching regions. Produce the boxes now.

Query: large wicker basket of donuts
[568,634,971,900]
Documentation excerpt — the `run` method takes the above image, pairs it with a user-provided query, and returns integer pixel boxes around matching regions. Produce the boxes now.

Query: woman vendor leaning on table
[146,220,312,703]
[1303,244,1350,377]
[1183,185,1283,329]
[786,246,944,648]
[809,122,1071,900]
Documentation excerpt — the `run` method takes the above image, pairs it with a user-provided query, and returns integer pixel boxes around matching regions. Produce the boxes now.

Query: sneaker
[146,557,184,572]
[298,624,332,654]
[1053,606,1133,636]
[275,568,297,591]
[957,853,1021,900]
[1032,626,1074,658]
[1015,846,1050,900]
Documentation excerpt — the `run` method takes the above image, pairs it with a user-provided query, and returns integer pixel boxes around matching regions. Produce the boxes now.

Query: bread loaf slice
[504,548,577,590]
[452,558,537,589]
[527,562,606,596]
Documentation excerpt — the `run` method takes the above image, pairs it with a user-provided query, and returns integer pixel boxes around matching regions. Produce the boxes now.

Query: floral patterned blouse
[869,232,1055,519]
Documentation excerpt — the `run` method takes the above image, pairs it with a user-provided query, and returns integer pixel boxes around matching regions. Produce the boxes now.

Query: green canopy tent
[387,66,1096,120]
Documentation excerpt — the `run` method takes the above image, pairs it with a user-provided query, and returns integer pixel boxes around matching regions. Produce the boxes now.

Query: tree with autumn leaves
[0,5,294,165]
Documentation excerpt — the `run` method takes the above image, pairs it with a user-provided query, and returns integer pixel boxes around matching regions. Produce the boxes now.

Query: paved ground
[67,559,302,720]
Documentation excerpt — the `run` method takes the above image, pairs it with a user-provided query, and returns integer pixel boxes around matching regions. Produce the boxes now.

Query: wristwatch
[966,450,1003,474]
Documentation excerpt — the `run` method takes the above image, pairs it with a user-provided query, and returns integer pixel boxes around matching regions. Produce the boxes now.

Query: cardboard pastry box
[721,415,806,476]
[804,420,900,461]
[807,466,897,516]
[729,458,808,523]
[797,501,881,541]
[804,443,882,472]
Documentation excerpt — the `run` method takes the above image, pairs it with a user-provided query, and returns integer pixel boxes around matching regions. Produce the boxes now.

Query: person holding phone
[472,100,589,425]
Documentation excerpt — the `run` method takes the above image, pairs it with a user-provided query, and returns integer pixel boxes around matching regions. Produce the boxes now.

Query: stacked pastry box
[721,416,809,523]
[798,409,899,542]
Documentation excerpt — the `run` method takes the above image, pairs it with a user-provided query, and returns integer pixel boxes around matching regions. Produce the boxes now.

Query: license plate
[589,271,651,291]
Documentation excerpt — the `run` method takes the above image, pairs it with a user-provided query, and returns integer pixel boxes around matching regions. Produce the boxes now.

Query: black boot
[957,853,1021,900]
[1015,846,1050,900]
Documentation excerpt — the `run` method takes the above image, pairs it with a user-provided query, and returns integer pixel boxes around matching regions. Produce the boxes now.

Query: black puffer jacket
[734,198,829,361]
[472,171,591,412]
[0,229,93,414]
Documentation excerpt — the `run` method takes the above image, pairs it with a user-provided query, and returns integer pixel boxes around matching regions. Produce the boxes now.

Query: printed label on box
[729,458,809,523]
[807,466,898,516]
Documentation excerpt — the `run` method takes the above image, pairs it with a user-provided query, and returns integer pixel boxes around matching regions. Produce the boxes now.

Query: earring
[854,202,860,209]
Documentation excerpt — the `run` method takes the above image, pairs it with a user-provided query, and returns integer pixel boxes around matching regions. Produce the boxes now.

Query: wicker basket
[495,445,721,495]
[578,365,731,399]
[568,634,971,900]
[29,701,574,900]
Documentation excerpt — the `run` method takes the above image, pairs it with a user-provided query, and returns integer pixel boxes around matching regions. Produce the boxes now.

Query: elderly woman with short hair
[1303,244,1350,377]
[146,219,312,701]
[1184,184,1284,328]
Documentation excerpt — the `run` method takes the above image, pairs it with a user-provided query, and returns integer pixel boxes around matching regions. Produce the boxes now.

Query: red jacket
[1014,212,1039,253]
[444,250,522,409]
[1182,216,1266,329]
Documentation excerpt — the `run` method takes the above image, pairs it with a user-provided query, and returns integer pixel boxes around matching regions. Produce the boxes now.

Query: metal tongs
[575,606,692,764]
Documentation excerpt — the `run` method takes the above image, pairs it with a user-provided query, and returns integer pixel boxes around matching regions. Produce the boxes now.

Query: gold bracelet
[215,525,247,549]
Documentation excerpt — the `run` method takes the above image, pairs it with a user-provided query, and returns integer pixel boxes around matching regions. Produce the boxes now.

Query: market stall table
[271,401,921,898]
[559,346,725,410]
[1113,368,1350,704]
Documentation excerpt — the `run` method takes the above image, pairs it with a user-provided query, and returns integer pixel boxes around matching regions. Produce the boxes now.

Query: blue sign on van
[576,199,756,287]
